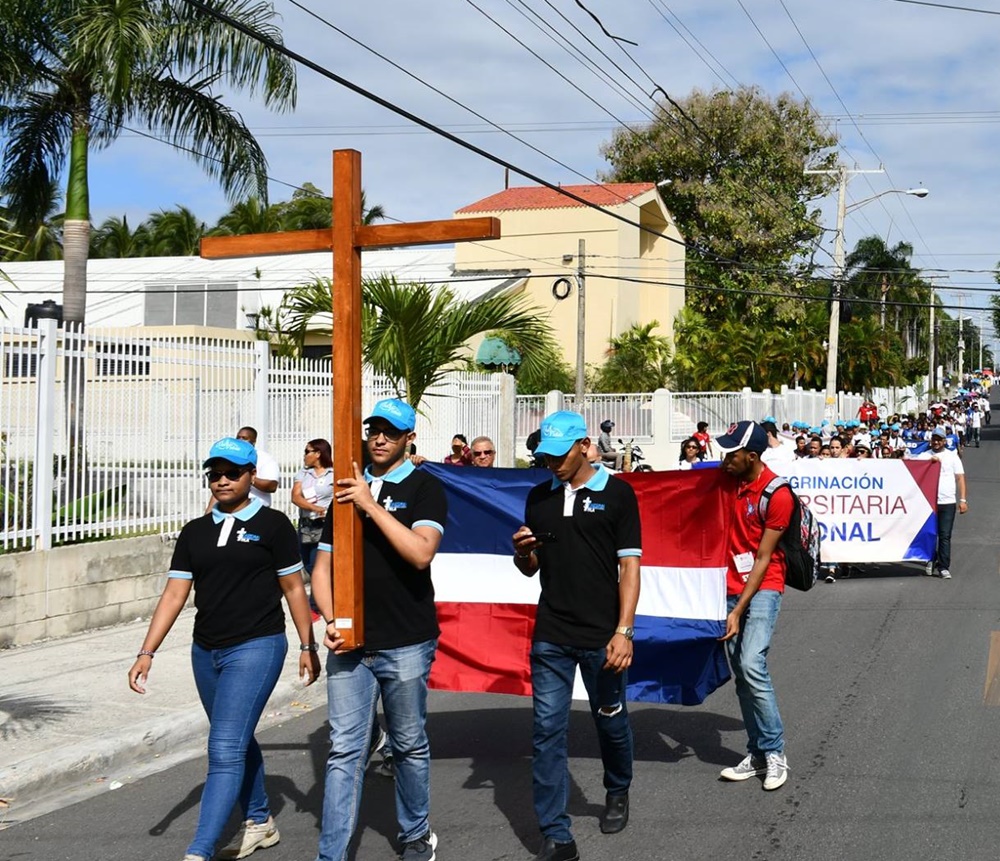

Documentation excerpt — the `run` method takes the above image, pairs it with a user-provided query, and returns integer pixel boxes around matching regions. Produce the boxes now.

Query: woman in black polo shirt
[128,437,320,861]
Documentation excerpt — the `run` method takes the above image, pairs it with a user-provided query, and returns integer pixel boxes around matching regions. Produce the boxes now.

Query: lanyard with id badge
[733,551,754,583]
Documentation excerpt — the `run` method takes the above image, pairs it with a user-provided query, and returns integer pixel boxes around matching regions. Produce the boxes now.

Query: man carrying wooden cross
[311,397,447,861]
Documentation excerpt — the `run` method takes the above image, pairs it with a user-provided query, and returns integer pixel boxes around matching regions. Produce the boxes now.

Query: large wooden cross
[201,149,500,649]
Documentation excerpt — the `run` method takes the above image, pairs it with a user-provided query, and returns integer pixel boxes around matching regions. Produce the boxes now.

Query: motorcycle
[619,438,653,472]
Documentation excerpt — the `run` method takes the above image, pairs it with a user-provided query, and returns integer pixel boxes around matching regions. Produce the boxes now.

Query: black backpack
[758,476,822,592]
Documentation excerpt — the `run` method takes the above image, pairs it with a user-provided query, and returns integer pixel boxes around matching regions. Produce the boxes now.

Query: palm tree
[145,206,208,257]
[280,275,554,408]
[1,183,64,261]
[592,321,672,393]
[0,0,296,324]
[90,214,149,258]
[273,184,387,231]
[212,197,283,236]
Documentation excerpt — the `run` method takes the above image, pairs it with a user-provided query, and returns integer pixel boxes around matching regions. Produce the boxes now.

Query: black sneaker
[534,838,579,861]
[401,831,437,861]
[599,792,629,834]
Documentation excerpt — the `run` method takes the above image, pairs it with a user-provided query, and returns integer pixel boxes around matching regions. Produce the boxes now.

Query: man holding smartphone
[513,411,642,861]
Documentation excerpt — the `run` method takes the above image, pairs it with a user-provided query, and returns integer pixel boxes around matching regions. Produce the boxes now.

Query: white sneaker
[720,754,767,781]
[217,816,280,859]
[182,856,207,861]
[763,752,788,790]
[940,569,952,579]
[923,561,934,576]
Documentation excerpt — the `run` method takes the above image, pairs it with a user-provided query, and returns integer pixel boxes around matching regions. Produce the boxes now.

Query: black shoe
[599,792,629,834]
[534,837,580,861]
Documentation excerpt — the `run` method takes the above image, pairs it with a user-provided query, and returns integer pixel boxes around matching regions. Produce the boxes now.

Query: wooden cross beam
[201,149,500,649]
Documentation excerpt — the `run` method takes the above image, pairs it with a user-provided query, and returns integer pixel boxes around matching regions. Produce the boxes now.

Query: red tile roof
[456,183,656,214]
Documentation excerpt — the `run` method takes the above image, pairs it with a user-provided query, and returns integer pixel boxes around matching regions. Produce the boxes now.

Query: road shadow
[267,701,744,856]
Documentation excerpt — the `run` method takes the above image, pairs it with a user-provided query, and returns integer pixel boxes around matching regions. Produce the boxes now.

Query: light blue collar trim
[549,464,610,492]
[364,458,415,485]
[211,496,263,524]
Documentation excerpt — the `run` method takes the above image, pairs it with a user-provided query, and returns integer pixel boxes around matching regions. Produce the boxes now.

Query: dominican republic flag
[423,463,733,705]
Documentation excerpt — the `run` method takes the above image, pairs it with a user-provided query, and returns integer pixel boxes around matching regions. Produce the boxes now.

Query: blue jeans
[300,540,319,576]
[316,639,437,861]
[725,591,784,757]
[935,503,957,571]
[530,641,633,843]
[187,632,287,860]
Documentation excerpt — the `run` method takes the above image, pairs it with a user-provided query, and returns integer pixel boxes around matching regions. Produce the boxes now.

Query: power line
[886,0,1000,12]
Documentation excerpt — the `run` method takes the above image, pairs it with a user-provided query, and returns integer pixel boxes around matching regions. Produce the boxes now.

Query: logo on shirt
[743,499,757,520]
[382,495,407,512]
[236,527,261,543]
[582,496,605,513]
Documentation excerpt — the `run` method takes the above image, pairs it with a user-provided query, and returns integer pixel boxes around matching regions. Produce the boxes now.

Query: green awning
[476,336,521,367]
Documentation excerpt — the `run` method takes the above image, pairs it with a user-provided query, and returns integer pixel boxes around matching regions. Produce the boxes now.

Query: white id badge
[733,552,755,574]
[303,486,317,501]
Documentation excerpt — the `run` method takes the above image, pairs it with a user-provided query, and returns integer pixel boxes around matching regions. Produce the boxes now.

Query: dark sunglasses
[365,424,405,441]
[472,449,494,456]
[205,467,249,483]
[304,448,317,454]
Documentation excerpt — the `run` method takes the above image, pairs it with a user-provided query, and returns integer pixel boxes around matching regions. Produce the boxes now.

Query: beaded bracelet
[136,649,156,659]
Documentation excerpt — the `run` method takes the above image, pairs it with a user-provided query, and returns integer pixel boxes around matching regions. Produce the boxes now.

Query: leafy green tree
[601,86,838,323]
[591,321,672,393]
[279,275,554,408]
[0,0,296,324]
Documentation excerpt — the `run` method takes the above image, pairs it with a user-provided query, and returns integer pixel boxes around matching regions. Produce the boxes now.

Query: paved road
[5,426,1000,861]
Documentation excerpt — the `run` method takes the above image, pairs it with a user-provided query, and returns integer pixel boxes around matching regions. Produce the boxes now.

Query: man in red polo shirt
[715,420,793,791]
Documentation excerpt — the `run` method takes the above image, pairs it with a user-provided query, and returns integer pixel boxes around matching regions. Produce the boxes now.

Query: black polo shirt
[169,498,303,649]
[525,466,642,648]
[319,459,447,650]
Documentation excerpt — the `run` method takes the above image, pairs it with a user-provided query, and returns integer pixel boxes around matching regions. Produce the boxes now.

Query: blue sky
[78,0,1000,335]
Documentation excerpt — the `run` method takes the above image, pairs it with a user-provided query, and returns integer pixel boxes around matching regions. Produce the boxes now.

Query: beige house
[454,182,685,369]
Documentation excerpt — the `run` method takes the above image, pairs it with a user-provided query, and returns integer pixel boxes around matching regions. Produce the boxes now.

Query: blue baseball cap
[203,437,257,468]
[931,427,947,438]
[365,398,416,431]
[762,415,777,424]
[534,410,588,457]
[716,420,769,454]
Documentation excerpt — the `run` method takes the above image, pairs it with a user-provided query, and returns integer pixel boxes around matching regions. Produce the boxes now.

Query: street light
[808,165,929,421]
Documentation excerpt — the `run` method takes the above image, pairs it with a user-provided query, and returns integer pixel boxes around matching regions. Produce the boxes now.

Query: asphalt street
[4,423,1000,861]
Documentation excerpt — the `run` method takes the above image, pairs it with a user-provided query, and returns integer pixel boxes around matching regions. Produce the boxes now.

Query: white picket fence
[0,321,512,551]
[0,319,922,552]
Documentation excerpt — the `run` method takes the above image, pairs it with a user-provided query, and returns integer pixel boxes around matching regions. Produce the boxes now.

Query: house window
[95,343,151,376]
[4,353,37,378]
[144,282,239,328]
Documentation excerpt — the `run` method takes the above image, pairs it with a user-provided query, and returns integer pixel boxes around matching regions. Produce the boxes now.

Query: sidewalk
[0,610,326,827]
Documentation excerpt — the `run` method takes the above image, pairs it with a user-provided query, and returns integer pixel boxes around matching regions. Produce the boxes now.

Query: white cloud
[70,0,1000,330]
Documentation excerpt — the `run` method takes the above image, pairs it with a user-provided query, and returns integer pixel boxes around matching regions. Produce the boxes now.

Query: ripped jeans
[530,641,633,843]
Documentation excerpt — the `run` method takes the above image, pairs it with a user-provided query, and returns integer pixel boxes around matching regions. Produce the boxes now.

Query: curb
[0,677,325,826]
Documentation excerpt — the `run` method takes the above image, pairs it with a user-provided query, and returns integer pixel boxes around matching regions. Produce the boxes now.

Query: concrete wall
[0,534,174,648]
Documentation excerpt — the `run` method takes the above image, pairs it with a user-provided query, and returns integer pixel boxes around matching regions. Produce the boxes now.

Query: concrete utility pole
[805,165,928,421]
[575,238,586,404]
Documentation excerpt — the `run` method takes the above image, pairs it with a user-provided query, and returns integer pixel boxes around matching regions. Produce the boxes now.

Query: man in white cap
[715,420,792,792]
[513,410,641,861]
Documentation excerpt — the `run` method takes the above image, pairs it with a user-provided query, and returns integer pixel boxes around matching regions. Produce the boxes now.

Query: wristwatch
[300,643,319,652]
[615,626,635,640]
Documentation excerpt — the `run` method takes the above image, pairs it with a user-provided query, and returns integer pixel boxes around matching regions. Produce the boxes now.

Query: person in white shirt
[760,422,796,466]
[911,427,968,579]
[237,427,280,506]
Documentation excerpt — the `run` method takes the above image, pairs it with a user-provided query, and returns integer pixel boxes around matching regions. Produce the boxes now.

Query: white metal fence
[0,322,512,552]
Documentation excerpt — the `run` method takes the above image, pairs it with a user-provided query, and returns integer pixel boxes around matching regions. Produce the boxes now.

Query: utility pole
[575,238,586,404]
[928,283,935,399]
[805,165,885,421]
[957,292,966,382]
